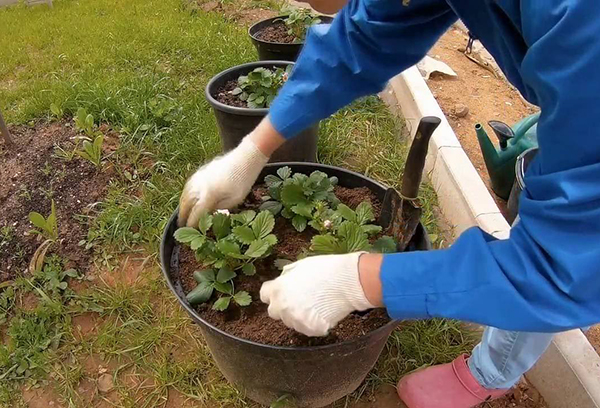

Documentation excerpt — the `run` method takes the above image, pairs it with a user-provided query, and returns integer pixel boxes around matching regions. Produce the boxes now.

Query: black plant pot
[248,16,334,62]
[206,61,318,163]
[161,163,431,408]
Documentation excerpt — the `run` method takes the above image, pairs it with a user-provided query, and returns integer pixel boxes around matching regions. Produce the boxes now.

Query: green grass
[0,0,473,406]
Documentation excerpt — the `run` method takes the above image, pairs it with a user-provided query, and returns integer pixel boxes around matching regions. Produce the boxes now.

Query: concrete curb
[388,66,600,408]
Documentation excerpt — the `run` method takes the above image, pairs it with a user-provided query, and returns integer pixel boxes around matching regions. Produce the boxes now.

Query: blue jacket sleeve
[382,1,600,332]
[268,0,457,139]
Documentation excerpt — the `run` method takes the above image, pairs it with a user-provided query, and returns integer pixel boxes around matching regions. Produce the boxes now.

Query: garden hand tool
[380,116,441,251]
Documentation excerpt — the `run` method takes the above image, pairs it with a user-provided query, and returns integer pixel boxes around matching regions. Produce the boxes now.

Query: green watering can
[475,113,540,200]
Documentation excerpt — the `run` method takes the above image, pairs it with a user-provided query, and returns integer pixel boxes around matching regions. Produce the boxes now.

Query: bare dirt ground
[427,27,539,215]
[585,326,600,354]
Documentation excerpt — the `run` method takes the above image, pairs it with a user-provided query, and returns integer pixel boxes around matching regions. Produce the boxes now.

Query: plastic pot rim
[205,60,295,117]
[161,162,406,353]
[248,15,334,46]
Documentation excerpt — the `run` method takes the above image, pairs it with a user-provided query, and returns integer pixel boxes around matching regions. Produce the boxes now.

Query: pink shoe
[397,354,510,408]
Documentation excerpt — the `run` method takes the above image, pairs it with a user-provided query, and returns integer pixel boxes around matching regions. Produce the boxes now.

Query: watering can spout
[475,123,500,168]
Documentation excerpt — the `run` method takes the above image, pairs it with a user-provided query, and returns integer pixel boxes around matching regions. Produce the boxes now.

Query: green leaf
[277,166,292,180]
[233,291,252,306]
[264,174,282,187]
[64,269,78,277]
[198,212,213,234]
[338,222,370,252]
[259,201,283,215]
[264,234,278,246]
[186,282,214,305]
[281,183,306,205]
[93,134,104,152]
[29,212,47,230]
[372,236,397,253]
[311,235,340,254]
[174,227,202,243]
[213,296,231,311]
[336,204,356,223]
[242,263,256,276]
[231,210,256,225]
[361,224,382,235]
[255,96,265,105]
[245,239,270,258]
[251,211,275,239]
[274,258,293,270]
[59,281,68,290]
[216,266,237,283]
[233,226,256,244]
[212,213,231,239]
[291,202,313,218]
[213,281,233,295]
[190,236,206,250]
[231,87,243,95]
[216,240,240,256]
[355,202,375,225]
[291,215,307,232]
[193,269,216,283]
[281,207,294,219]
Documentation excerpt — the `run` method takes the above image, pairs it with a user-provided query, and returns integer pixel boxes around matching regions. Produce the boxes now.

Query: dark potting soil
[214,79,247,108]
[0,121,117,283]
[255,20,297,44]
[175,183,392,347]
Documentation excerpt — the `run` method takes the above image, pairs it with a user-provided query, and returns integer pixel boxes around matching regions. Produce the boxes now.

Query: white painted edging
[388,66,600,408]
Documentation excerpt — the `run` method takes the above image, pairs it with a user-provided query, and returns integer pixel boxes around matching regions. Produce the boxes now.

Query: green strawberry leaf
[245,239,270,258]
[186,282,214,305]
[252,211,275,239]
[281,183,306,205]
[281,207,294,219]
[216,240,241,257]
[216,266,237,283]
[264,234,278,246]
[198,212,213,235]
[242,263,256,276]
[213,296,231,311]
[273,258,293,270]
[193,269,216,283]
[291,202,313,218]
[212,213,231,239]
[259,201,283,215]
[213,281,233,295]
[231,210,256,225]
[233,291,252,306]
[336,204,356,223]
[361,224,382,235]
[372,236,397,253]
[311,235,341,254]
[291,215,307,232]
[338,221,370,252]
[174,227,202,243]
[190,236,206,250]
[276,166,291,180]
[355,202,375,225]
[233,226,256,244]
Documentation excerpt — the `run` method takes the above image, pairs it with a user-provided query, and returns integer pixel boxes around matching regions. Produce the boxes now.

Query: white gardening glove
[178,136,269,227]
[260,252,376,337]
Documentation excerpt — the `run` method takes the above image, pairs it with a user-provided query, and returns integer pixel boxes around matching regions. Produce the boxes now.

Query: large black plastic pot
[161,163,431,407]
[206,61,318,163]
[249,16,334,62]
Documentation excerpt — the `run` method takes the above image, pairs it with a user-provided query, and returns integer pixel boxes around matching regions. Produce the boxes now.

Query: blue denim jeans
[468,327,553,389]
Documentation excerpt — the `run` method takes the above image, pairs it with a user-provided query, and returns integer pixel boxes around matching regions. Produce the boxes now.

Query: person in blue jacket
[178,0,600,406]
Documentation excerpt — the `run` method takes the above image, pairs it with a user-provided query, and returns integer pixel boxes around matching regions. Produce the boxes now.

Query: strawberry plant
[174,209,277,309]
[73,107,104,167]
[260,166,339,232]
[279,7,322,42]
[231,66,292,109]
[310,202,397,255]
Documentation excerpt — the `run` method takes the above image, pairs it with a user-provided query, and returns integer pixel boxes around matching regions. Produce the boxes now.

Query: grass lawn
[0,0,476,406]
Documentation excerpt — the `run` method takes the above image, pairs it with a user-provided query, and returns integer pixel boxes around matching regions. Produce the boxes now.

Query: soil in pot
[0,121,117,282]
[174,184,391,347]
[255,20,297,44]
[215,80,247,108]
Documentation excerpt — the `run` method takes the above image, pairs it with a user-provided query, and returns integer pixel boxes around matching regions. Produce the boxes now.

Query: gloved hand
[260,252,376,336]
[178,136,269,227]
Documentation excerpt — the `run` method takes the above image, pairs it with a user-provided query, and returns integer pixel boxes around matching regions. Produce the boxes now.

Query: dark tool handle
[401,116,441,200]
